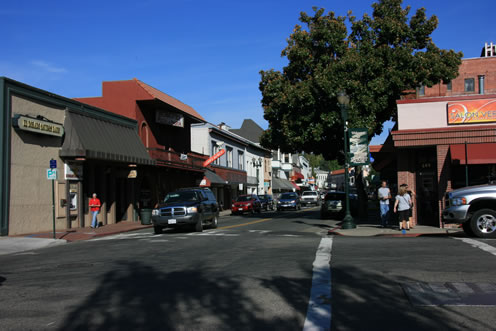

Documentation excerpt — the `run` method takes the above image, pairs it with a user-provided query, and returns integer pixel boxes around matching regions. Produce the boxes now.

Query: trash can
[140,208,152,225]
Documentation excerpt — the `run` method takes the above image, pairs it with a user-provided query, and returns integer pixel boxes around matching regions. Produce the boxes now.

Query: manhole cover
[402,282,496,306]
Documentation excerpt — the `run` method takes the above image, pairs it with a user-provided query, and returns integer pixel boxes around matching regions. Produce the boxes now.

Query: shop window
[451,164,496,189]
[464,78,475,92]
[418,85,425,96]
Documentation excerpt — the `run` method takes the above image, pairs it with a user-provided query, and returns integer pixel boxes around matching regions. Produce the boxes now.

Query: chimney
[479,75,485,94]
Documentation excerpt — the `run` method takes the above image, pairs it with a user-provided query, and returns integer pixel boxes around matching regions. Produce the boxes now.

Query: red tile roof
[134,78,205,122]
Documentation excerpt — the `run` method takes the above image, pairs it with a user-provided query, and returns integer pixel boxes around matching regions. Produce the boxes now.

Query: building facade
[1,78,152,236]
[373,44,496,227]
[75,79,208,208]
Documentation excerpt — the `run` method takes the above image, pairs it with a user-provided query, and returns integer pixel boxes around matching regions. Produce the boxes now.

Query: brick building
[75,79,208,208]
[372,42,496,227]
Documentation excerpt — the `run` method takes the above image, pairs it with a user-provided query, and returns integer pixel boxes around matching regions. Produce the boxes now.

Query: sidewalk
[0,210,233,255]
[0,209,463,256]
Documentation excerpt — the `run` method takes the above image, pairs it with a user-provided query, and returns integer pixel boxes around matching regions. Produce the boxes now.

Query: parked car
[301,191,321,207]
[151,187,219,234]
[258,194,274,210]
[442,184,496,238]
[276,192,301,211]
[232,195,262,215]
[320,191,358,219]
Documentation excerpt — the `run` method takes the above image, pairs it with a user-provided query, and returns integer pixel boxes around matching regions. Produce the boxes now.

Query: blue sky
[1,0,494,145]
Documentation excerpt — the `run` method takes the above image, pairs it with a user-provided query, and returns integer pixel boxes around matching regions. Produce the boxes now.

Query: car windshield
[164,191,198,202]
[236,196,252,202]
[302,192,317,196]
[258,195,268,200]
[280,193,296,199]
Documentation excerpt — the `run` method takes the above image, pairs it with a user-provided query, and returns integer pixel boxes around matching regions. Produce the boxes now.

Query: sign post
[48,159,57,239]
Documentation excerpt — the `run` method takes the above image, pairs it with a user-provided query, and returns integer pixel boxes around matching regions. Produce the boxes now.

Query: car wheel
[195,218,203,232]
[298,204,301,211]
[250,208,255,215]
[470,209,496,238]
[210,215,218,229]
[153,226,163,234]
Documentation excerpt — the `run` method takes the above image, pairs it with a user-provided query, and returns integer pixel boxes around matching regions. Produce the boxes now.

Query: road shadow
[57,261,305,331]
[331,255,494,330]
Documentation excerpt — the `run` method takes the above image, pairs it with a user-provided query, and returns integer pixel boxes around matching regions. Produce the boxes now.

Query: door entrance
[116,178,128,222]
[415,149,439,226]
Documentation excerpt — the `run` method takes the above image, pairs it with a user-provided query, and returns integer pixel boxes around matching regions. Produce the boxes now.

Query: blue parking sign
[50,159,57,169]
[47,169,57,180]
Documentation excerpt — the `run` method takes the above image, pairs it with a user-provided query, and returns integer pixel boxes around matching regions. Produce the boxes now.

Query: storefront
[0,77,153,236]
[389,94,496,227]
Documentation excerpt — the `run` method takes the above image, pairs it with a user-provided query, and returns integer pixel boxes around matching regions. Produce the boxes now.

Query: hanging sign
[203,149,226,167]
[348,128,369,166]
[65,162,83,180]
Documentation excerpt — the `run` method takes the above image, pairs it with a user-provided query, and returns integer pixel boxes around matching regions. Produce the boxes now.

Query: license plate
[238,208,243,211]
[168,219,177,224]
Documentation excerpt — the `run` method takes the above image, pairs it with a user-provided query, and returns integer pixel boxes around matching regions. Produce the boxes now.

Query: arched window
[141,122,149,148]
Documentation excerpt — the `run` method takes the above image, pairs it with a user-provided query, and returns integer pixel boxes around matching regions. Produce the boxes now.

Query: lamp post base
[341,213,356,229]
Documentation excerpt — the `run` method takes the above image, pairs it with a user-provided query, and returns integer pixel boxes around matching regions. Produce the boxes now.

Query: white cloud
[31,60,67,74]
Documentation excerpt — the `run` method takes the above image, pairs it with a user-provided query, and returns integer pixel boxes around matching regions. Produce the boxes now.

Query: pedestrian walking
[401,183,416,229]
[378,180,391,227]
[394,185,412,230]
[89,193,101,228]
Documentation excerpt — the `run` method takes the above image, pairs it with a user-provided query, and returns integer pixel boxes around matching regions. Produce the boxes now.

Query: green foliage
[306,153,341,171]
[259,0,462,162]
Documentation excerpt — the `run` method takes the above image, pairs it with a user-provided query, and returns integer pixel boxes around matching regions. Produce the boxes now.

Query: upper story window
[238,151,244,170]
[464,78,475,92]
[227,147,233,168]
[211,141,221,165]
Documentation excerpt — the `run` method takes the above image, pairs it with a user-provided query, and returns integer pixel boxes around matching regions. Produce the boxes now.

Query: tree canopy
[259,0,462,161]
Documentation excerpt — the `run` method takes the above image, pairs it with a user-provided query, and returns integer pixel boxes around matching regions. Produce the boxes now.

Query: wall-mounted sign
[65,162,83,180]
[13,114,64,137]
[448,99,496,125]
[128,170,137,178]
[348,128,369,166]
[155,110,184,127]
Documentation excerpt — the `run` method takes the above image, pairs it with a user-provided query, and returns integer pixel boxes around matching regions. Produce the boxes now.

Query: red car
[231,195,262,215]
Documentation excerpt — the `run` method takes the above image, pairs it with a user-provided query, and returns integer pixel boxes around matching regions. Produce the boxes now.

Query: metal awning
[204,170,227,185]
[272,177,294,190]
[60,110,154,165]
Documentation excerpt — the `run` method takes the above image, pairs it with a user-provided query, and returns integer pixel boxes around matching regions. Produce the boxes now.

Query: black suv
[151,187,219,234]
[258,194,274,210]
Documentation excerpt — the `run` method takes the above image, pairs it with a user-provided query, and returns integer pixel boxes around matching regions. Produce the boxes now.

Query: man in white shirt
[378,180,391,227]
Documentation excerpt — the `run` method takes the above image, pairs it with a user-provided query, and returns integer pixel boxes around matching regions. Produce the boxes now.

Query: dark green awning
[60,110,153,165]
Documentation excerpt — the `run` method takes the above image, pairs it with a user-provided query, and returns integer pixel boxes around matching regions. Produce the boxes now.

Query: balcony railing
[147,148,206,171]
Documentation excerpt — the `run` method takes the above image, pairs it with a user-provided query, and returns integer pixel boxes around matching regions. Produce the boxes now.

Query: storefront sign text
[13,115,64,137]
[448,99,496,125]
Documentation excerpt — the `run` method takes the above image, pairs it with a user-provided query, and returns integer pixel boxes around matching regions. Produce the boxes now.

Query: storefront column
[108,167,116,224]
[100,166,108,225]
[437,145,452,227]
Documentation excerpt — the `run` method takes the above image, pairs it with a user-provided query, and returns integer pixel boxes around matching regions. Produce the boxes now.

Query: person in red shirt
[89,193,101,228]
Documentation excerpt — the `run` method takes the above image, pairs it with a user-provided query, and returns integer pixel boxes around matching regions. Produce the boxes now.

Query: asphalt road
[1,207,496,331]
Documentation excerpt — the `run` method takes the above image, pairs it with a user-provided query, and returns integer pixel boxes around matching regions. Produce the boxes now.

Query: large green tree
[259,0,462,161]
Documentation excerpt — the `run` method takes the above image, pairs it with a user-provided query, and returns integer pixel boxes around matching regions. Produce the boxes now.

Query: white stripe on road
[303,237,333,331]
[455,237,496,256]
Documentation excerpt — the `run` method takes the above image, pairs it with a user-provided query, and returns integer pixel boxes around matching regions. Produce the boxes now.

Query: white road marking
[248,230,271,234]
[303,237,333,331]
[455,237,496,257]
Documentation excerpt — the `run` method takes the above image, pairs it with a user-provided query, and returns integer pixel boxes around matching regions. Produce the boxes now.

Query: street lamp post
[252,157,262,195]
[337,91,356,229]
